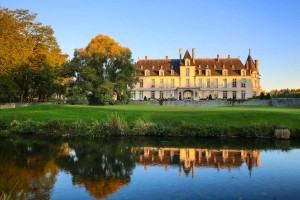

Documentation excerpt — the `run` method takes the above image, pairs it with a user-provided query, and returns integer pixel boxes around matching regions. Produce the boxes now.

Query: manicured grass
[0,104,299,128]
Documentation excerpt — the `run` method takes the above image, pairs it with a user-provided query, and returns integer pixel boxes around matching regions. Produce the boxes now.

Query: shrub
[47,120,65,136]
[9,119,37,134]
[105,113,128,136]
[89,120,107,137]
[132,119,154,135]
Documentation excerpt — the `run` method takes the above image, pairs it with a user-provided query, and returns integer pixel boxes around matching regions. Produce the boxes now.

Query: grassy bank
[0,104,299,138]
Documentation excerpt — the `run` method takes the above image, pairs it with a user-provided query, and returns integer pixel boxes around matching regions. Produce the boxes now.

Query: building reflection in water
[131,147,260,179]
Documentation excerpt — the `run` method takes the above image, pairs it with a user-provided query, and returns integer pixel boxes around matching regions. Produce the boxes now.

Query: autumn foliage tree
[68,34,137,105]
[0,8,67,103]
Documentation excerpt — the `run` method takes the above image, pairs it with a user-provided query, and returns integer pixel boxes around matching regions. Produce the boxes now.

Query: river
[0,137,299,199]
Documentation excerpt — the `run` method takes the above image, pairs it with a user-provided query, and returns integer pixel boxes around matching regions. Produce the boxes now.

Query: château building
[132,48,261,100]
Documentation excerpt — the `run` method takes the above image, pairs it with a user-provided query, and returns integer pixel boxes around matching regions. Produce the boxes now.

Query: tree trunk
[20,89,25,103]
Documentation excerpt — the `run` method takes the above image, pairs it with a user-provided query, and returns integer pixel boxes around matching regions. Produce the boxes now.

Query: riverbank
[0,104,299,138]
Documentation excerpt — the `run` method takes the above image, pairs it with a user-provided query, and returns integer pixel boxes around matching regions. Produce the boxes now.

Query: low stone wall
[130,99,300,108]
[130,99,272,107]
[0,102,53,109]
[271,98,300,108]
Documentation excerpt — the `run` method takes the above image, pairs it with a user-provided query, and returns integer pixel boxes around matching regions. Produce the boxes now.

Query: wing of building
[132,48,261,100]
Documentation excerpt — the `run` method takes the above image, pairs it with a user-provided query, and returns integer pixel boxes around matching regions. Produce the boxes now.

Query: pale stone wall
[0,102,53,109]
[271,98,300,108]
[130,99,271,107]
[130,98,300,108]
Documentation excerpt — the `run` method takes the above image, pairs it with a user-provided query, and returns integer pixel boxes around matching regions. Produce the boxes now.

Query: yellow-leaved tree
[0,8,68,103]
[67,34,137,105]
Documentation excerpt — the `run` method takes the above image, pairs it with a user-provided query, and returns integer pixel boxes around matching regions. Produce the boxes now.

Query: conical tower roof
[245,49,256,71]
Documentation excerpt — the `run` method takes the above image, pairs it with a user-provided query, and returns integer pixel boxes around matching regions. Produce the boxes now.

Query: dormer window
[198,70,202,75]
[145,70,150,76]
[170,70,174,75]
[222,69,228,76]
[159,70,164,76]
[152,66,155,70]
[206,65,209,69]
[222,65,226,69]
[160,66,163,69]
[185,59,190,66]
[198,65,201,68]
[232,65,235,69]
[214,65,217,70]
[206,69,211,76]
[140,66,143,69]
[241,69,246,76]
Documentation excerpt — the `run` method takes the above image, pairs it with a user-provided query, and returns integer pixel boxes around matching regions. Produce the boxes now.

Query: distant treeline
[270,89,300,98]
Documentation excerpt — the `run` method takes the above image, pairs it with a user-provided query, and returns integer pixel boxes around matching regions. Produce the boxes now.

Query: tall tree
[0,8,67,103]
[69,34,137,105]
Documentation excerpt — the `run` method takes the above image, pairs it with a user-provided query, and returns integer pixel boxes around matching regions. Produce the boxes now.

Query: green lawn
[0,104,299,129]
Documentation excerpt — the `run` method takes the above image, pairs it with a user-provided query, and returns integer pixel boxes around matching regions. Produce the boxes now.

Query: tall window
[171,79,175,88]
[139,79,143,88]
[232,79,237,88]
[241,91,246,99]
[160,79,164,88]
[233,91,237,99]
[139,91,143,100]
[170,91,175,98]
[241,78,246,88]
[206,78,210,88]
[186,68,190,76]
[151,91,155,99]
[223,79,227,88]
[159,91,164,99]
[198,78,202,88]
[214,91,218,99]
[186,79,190,87]
[214,78,218,88]
[171,70,174,75]
[223,91,227,99]
[131,91,136,100]
[151,79,155,88]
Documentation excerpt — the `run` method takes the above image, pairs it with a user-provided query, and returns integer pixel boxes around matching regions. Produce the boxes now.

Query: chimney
[246,61,249,70]
[228,54,230,59]
[192,48,195,62]
[217,54,220,63]
[255,60,259,72]
[145,56,148,60]
[179,48,182,61]
[165,56,168,60]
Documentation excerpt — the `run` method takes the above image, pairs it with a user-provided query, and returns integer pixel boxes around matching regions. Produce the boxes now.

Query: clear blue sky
[1,0,300,91]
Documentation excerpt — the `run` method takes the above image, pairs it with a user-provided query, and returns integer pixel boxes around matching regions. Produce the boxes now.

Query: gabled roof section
[183,50,192,59]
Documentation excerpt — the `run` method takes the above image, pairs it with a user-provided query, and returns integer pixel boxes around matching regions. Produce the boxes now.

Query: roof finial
[249,48,251,56]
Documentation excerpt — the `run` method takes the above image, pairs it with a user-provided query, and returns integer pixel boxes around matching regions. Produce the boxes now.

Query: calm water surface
[0,137,300,200]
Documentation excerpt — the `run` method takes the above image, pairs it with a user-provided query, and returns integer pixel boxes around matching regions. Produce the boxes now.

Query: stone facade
[132,49,261,100]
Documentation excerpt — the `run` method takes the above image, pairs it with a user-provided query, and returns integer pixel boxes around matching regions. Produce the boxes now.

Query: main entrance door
[183,90,193,100]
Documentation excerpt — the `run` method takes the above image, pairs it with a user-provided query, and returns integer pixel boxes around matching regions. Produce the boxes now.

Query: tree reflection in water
[56,139,135,199]
[0,139,59,200]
